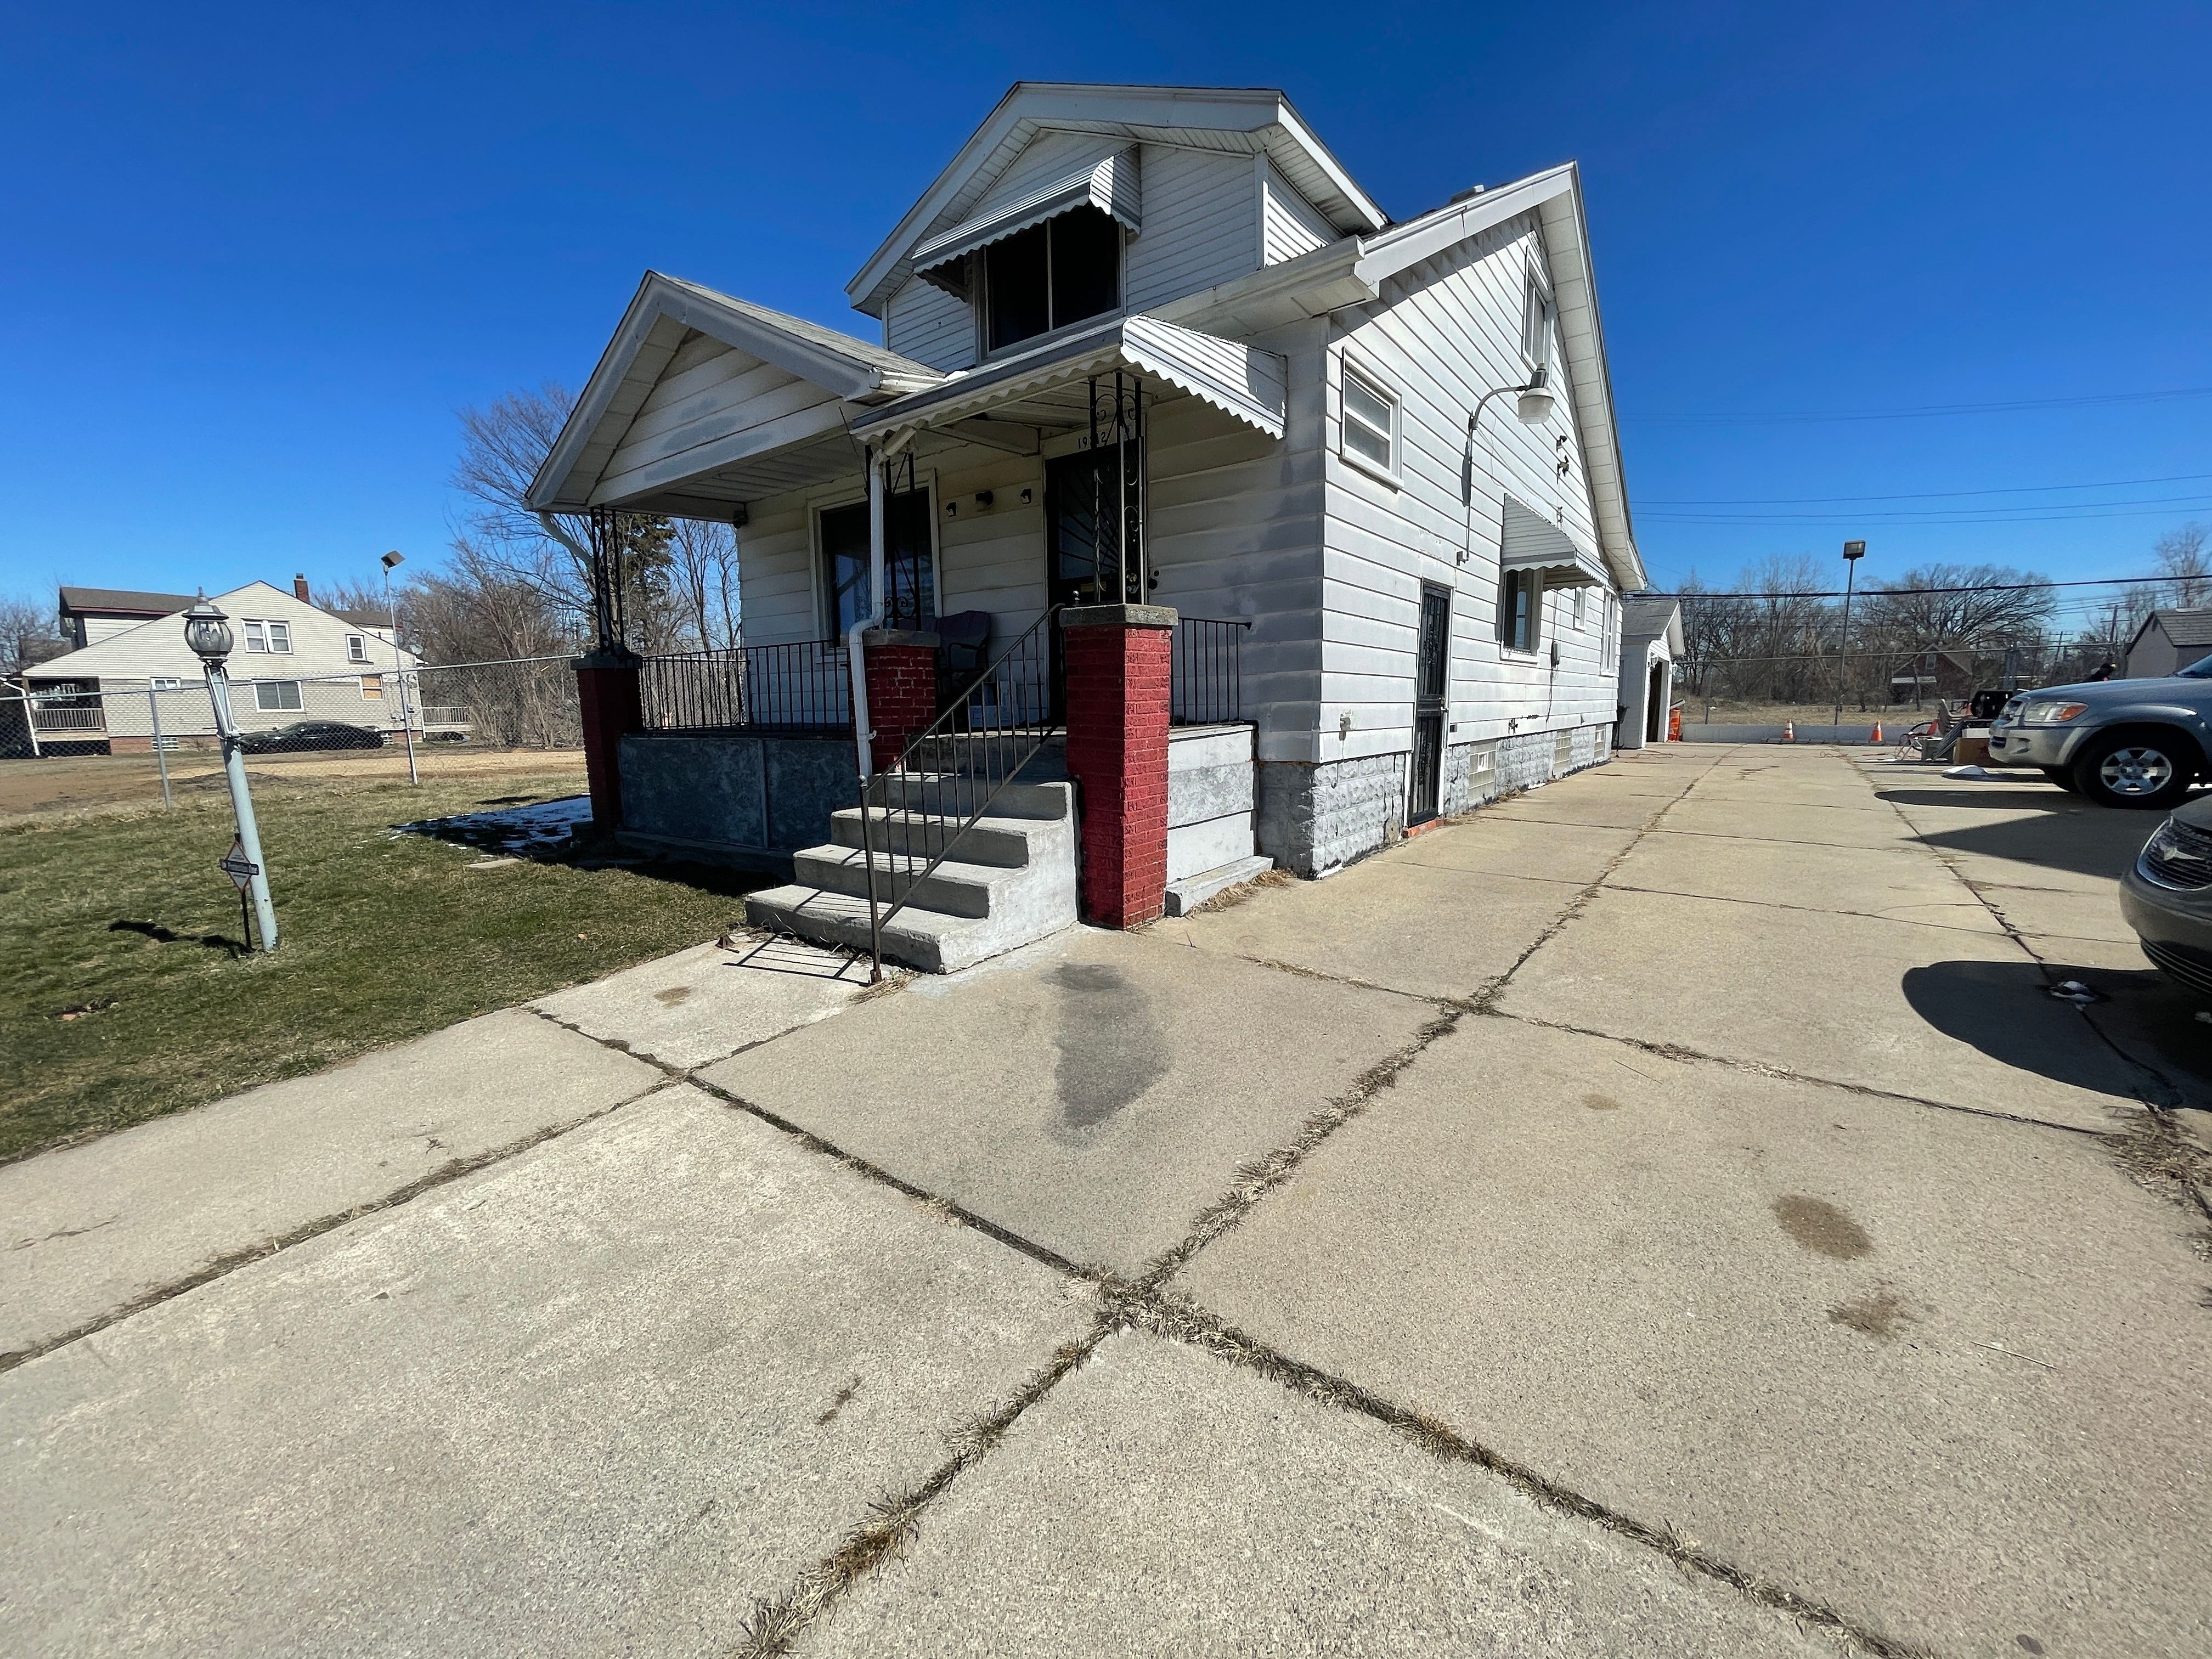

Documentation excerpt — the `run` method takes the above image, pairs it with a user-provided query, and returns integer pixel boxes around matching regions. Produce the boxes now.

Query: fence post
[574,650,644,835]
[1062,603,1176,928]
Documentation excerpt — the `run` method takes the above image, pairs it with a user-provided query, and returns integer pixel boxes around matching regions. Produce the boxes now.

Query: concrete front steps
[746,770,1078,973]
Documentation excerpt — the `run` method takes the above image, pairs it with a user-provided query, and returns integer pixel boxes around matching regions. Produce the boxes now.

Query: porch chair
[934,611,994,716]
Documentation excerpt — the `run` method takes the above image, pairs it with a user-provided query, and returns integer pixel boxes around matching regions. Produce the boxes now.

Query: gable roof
[1620,595,1683,655]
[527,272,944,515]
[2138,607,2212,650]
[28,582,417,680]
[848,83,1388,317]
[58,586,195,618]
[1357,163,1641,590]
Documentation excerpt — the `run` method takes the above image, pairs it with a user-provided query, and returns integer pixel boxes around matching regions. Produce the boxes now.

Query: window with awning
[982,207,1122,352]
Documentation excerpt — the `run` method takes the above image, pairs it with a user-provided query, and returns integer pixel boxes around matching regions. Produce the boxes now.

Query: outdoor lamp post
[381,550,418,785]
[1833,539,1866,732]
[184,597,279,952]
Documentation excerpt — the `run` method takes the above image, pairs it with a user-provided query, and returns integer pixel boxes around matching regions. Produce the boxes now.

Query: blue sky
[1,1,2206,614]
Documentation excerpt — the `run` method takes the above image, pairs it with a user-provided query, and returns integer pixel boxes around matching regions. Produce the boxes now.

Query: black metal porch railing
[858,606,1064,980]
[1170,616,1251,726]
[638,640,852,733]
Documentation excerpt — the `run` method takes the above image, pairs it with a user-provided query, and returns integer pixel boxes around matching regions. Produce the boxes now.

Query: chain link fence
[0,657,588,820]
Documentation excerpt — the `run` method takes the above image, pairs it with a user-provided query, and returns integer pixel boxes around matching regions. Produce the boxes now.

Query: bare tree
[0,594,65,670]
[665,517,742,651]
[2154,522,2211,608]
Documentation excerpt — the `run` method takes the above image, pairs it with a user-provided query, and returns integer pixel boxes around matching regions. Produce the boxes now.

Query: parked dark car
[236,720,386,753]
[2120,795,2212,994]
[1987,654,2212,808]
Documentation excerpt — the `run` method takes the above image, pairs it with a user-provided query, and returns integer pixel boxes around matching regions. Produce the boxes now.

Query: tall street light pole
[183,598,279,952]
[1833,540,1866,732]
[382,550,418,785]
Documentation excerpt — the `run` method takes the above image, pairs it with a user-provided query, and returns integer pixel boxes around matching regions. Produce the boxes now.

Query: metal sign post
[146,684,173,808]
[382,551,419,786]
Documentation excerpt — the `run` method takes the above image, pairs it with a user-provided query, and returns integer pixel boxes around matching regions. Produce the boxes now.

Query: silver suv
[1987,656,2212,809]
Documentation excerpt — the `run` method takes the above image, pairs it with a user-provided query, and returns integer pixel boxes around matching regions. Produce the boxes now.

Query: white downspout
[846,446,887,782]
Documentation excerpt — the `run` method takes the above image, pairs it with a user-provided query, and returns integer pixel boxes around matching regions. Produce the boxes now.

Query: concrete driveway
[4,746,2208,1658]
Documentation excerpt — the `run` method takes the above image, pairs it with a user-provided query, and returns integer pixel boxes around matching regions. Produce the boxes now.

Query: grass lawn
[0,770,764,1164]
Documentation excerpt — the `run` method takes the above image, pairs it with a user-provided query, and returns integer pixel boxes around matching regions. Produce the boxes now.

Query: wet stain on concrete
[1829,1284,1917,1341]
[816,1376,861,1426]
[2016,1637,2045,1655]
[1581,1092,1623,1111]
[653,985,693,1006]
[1049,962,1167,1136]
[1772,1194,1872,1259]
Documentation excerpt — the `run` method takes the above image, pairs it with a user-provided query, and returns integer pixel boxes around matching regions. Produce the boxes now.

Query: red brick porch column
[1062,604,1176,928]
[574,650,643,831]
[863,628,940,770]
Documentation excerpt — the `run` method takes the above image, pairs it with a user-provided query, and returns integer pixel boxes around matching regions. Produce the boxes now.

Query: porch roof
[526,273,946,517]
[851,315,1288,448]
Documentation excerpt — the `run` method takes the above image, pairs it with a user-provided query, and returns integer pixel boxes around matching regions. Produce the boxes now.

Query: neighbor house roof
[848,83,1389,316]
[1620,595,1684,656]
[330,610,390,629]
[2135,607,2212,650]
[58,586,195,618]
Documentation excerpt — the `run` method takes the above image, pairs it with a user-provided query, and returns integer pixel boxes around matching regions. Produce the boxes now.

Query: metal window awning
[1500,496,1607,588]
[911,149,1140,294]
[851,314,1287,448]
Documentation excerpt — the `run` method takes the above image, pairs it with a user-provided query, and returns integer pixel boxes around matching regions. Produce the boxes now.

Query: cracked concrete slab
[1176,1018,2212,1659]
[531,934,865,1069]
[0,1007,661,1359]
[1154,858,1588,1002]
[1395,815,1640,884]
[1606,830,2006,934]
[1497,883,2144,1130]
[1652,795,1926,849]
[0,1085,1090,1658]
[798,1331,1834,1659]
[701,928,1437,1276]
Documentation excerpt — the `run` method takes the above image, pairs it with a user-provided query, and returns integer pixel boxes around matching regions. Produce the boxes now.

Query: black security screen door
[822,488,934,634]
[1410,583,1452,825]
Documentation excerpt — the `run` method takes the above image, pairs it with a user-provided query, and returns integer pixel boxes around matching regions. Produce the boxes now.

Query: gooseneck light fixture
[1458,368,1559,565]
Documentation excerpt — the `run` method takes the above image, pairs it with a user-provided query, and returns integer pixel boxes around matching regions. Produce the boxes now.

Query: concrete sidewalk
[5,745,2209,1657]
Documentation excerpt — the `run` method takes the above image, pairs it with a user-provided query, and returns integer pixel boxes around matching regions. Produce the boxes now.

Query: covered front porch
[527,275,1284,965]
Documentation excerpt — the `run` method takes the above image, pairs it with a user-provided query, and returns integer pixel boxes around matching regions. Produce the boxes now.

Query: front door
[1409,583,1451,825]
[1044,447,1142,714]
[1647,659,1666,742]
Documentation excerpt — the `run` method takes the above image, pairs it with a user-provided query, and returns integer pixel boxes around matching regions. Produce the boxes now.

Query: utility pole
[381,550,418,785]
[1833,540,1866,731]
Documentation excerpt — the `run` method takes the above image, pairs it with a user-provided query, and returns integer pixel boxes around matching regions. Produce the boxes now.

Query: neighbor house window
[1522,266,1554,369]
[255,680,304,712]
[1340,362,1400,478]
[1497,569,1542,653]
[150,675,180,691]
[360,676,383,699]
[346,633,368,663]
[242,620,292,654]
[981,208,1121,352]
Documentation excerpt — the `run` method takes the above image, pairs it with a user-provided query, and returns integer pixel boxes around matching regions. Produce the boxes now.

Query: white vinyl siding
[1318,212,1618,764]
[1122,146,1259,312]
[884,276,977,371]
[596,329,846,507]
[1260,158,1336,264]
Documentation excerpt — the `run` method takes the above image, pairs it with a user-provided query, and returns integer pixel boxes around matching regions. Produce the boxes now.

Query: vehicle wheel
[2071,732,2196,809]
[2039,766,2078,792]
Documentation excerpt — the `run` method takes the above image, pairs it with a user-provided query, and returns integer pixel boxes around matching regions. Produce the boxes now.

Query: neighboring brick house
[528,82,1645,969]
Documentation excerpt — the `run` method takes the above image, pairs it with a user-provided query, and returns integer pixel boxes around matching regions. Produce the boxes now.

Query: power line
[1639,471,2212,506]
[1625,386,2212,426]
[1642,500,2212,526]
[1647,573,2185,600]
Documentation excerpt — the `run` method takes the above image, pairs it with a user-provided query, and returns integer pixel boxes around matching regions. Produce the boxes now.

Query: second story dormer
[848,84,1386,372]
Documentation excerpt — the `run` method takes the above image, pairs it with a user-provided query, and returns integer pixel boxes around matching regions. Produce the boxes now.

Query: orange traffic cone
[1783,720,1795,742]
[1872,720,1883,743]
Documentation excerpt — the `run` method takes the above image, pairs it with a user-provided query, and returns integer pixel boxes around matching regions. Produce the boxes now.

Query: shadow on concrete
[1902,958,2211,1111]
[1907,814,2158,884]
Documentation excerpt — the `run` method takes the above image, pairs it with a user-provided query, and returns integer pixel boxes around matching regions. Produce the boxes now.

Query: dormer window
[982,207,1121,353]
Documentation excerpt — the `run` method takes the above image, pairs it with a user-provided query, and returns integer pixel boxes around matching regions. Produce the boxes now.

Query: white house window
[254,680,304,712]
[1497,569,1542,653]
[242,619,292,654]
[1340,363,1399,478]
[1522,267,1554,369]
[981,208,1121,353]
[346,633,368,663]
[150,675,181,692]
[1573,588,1587,629]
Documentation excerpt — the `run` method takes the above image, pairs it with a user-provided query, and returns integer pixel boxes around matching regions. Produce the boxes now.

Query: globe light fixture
[182,596,234,667]
[1514,368,1556,424]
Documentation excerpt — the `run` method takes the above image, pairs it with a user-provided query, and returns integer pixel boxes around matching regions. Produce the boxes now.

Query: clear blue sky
[2,1,2206,612]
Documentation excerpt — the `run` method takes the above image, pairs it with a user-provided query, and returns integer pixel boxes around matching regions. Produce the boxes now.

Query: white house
[1615,595,1683,748]
[528,82,1645,962]
[23,579,419,752]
